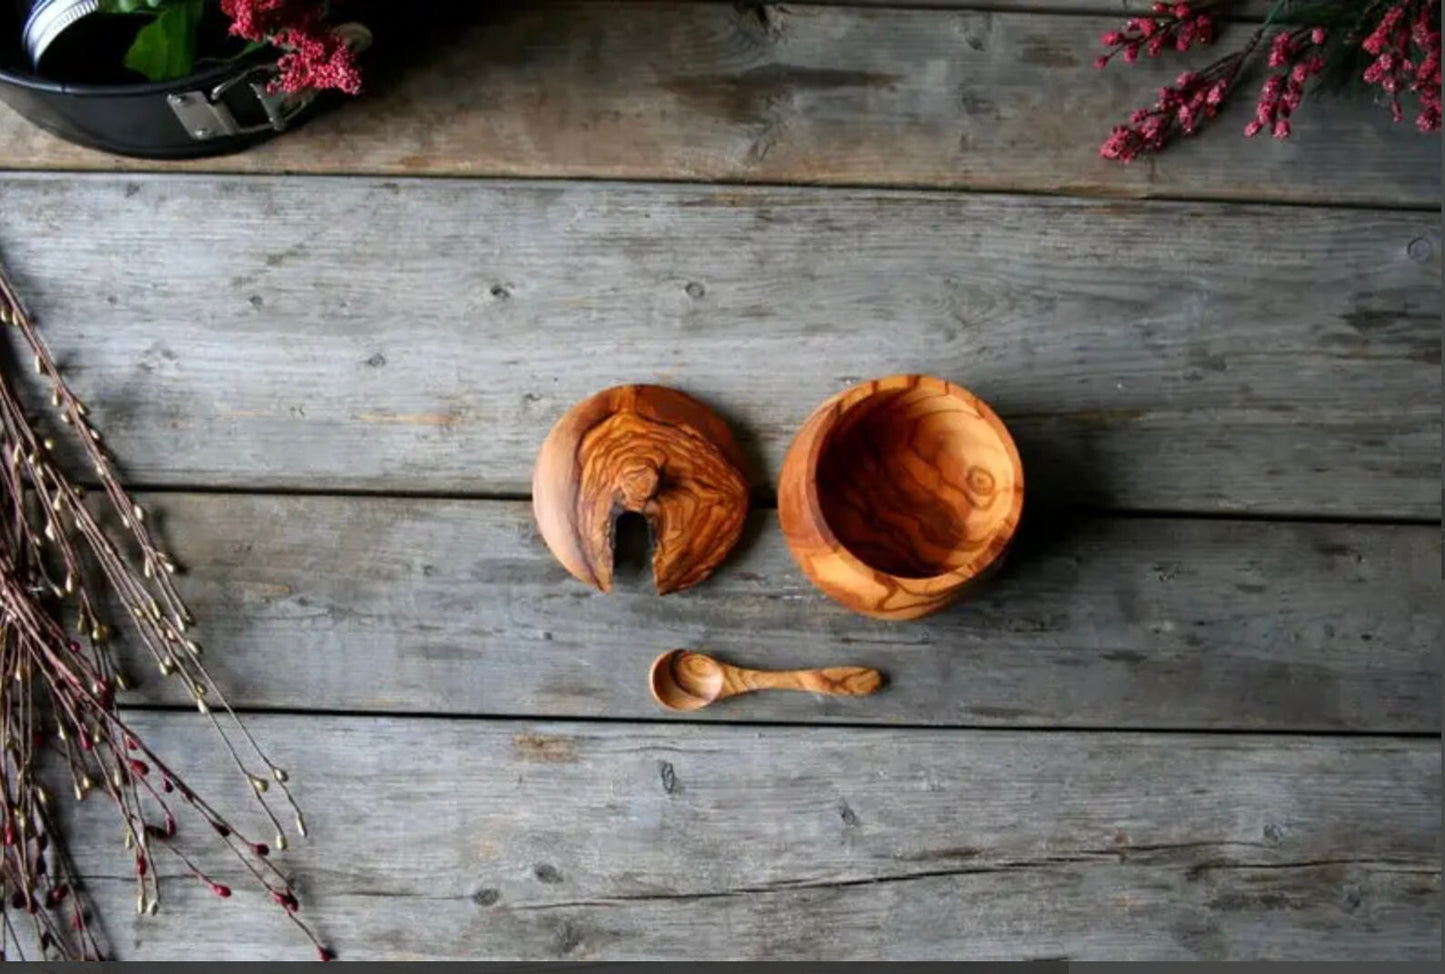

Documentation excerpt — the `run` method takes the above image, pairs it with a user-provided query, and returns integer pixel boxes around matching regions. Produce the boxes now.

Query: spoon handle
[728,664,883,697]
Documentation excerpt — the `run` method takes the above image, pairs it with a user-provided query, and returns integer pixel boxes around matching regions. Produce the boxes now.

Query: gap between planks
[98,482,1445,529]
[107,700,1445,738]
[0,166,1437,215]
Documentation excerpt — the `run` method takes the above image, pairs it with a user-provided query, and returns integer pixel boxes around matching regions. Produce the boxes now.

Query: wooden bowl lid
[532,384,749,594]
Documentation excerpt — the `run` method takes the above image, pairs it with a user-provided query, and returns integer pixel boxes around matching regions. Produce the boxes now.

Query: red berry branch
[221,0,363,95]
[1360,1,1442,130]
[1094,0,1442,161]
[1101,52,1253,161]
[1245,27,1328,139]
[1095,1,1220,68]
[0,259,328,961]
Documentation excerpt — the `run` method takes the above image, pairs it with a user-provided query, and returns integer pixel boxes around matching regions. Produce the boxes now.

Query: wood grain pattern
[0,3,1437,206]
[0,175,1436,517]
[648,648,883,710]
[97,492,1441,732]
[780,375,1024,619]
[44,714,1439,960]
[532,384,748,594]
[0,1,1433,961]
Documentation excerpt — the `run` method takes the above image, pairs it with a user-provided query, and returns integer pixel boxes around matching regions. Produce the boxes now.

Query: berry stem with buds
[1094,0,1441,161]
[0,258,327,961]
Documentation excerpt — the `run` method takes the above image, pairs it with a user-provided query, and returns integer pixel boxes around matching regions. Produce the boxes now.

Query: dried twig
[0,257,327,961]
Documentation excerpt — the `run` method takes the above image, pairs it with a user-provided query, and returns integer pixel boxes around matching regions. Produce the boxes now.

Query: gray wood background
[0,0,1438,961]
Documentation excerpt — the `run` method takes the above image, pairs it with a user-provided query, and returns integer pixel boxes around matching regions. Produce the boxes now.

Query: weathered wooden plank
[49,716,1440,959]
[2,174,1437,517]
[0,3,1436,205]
[841,1,1277,13]
[105,493,1440,732]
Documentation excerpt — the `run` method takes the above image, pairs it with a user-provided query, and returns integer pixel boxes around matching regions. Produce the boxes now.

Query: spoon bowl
[649,650,728,711]
[649,649,884,712]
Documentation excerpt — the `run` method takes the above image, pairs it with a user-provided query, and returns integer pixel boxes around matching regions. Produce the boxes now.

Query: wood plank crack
[506,855,1439,911]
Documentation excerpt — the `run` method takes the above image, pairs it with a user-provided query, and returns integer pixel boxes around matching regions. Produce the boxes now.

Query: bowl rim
[0,54,269,96]
[798,373,1025,590]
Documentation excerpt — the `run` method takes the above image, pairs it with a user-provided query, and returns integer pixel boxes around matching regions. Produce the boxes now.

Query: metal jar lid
[22,0,100,67]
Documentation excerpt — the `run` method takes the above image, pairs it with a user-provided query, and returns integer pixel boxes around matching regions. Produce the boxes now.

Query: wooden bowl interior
[816,385,1019,580]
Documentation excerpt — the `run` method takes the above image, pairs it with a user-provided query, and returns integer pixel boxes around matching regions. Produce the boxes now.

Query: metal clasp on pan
[165,22,372,141]
[166,66,312,141]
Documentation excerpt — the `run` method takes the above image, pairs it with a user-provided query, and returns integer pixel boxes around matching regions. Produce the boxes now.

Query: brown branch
[0,257,327,960]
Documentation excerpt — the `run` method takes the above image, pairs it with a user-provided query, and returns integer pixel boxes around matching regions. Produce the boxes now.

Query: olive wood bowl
[778,375,1023,620]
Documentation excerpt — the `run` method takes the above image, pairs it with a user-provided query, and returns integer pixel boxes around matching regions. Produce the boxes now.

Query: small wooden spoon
[649,649,884,711]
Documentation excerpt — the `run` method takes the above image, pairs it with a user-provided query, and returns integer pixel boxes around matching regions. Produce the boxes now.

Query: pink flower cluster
[1361,1,1442,132]
[1095,0,1442,162]
[220,0,362,95]
[273,26,363,95]
[220,0,308,40]
[1245,28,1327,139]
[1095,2,1216,70]
[1100,69,1230,161]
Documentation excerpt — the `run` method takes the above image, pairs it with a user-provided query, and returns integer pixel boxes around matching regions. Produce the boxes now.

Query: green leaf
[99,0,182,13]
[122,0,205,82]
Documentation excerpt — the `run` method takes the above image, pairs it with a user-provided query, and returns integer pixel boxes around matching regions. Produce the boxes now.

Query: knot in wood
[617,461,661,510]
